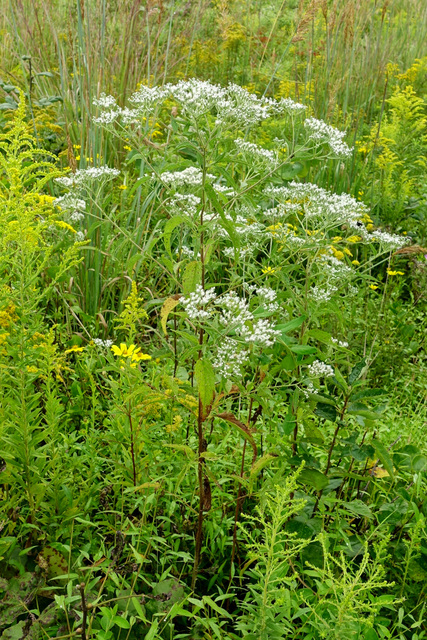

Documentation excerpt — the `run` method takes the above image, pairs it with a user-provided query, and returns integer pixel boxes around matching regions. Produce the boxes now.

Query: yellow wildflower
[124,145,132,151]
[65,345,85,354]
[387,270,404,276]
[369,284,379,290]
[261,266,276,275]
[347,235,361,243]
[111,343,151,362]
[55,220,77,233]
[343,247,353,257]
[332,236,342,243]
[352,260,360,266]
[366,224,374,231]
[118,184,128,190]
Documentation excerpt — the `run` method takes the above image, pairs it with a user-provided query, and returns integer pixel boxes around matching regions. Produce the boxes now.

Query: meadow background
[0,0,426,638]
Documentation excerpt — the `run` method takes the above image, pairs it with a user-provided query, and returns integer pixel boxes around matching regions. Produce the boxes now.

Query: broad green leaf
[276,315,306,334]
[342,499,373,518]
[290,345,317,355]
[315,402,337,422]
[298,468,329,490]
[373,441,395,479]
[182,260,202,294]
[194,358,215,410]
[350,388,387,401]
[348,359,366,385]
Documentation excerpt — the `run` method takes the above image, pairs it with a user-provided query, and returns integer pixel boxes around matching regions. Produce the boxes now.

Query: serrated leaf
[298,468,329,490]
[160,295,181,335]
[343,499,373,518]
[182,261,202,294]
[373,441,395,479]
[194,358,215,410]
[348,359,366,385]
[315,402,337,422]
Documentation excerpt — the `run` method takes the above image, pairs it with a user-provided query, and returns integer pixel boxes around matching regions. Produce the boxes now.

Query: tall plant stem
[127,400,137,487]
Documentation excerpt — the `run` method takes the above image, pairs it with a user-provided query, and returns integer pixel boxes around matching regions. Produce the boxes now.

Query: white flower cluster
[302,381,318,398]
[308,360,335,378]
[331,337,348,347]
[158,167,215,187]
[93,338,114,348]
[213,183,236,197]
[212,338,248,378]
[274,97,307,116]
[310,285,337,303]
[255,286,279,312]
[218,291,253,327]
[54,194,86,212]
[239,319,281,347]
[94,81,312,132]
[216,291,280,347]
[223,245,256,259]
[181,285,217,321]
[370,230,408,251]
[55,166,120,188]
[234,138,276,166]
[304,117,353,158]
[264,182,369,232]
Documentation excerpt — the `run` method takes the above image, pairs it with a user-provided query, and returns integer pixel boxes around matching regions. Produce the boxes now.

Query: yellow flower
[369,284,379,290]
[73,144,81,150]
[387,269,404,276]
[332,236,342,243]
[343,247,353,257]
[352,260,360,266]
[347,235,361,243]
[124,145,132,151]
[366,223,374,231]
[118,184,128,190]
[26,365,39,373]
[111,343,151,362]
[261,266,276,275]
[65,345,85,354]
[55,220,76,233]
[75,155,81,161]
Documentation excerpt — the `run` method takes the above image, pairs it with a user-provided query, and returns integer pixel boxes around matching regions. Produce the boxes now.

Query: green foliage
[0,3,426,639]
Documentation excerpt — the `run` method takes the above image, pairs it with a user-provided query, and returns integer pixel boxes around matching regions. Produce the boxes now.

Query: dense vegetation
[0,1,426,638]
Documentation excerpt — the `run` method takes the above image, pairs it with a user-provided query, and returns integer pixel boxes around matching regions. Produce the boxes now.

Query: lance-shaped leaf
[195,358,215,411]
[160,295,181,335]
[216,412,257,465]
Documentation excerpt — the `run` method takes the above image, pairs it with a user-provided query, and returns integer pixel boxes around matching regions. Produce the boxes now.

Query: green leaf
[290,345,317,355]
[112,616,130,629]
[204,182,240,250]
[373,441,395,479]
[298,468,329,490]
[194,358,215,410]
[348,359,366,385]
[163,215,188,259]
[249,453,277,480]
[306,328,332,344]
[342,499,373,518]
[182,261,202,294]
[350,388,387,401]
[276,315,306,334]
[315,402,337,422]
[144,620,159,640]
[202,595,232,618]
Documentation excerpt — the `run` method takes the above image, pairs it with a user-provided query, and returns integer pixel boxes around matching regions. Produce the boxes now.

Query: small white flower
[182,285,217,321]
[213,338,248,378]
[331,337,348,348]
[93,338,113,348]
[308,360,335,378]
[304,117,353,158]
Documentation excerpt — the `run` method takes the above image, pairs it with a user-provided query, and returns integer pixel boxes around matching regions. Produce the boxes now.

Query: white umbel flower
[182,285,217,321]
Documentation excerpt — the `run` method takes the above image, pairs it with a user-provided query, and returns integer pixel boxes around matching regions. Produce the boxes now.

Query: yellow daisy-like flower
[352,260,360,266]
[261,266,276,275]
[111,343,151,362]
[65,345,85,354]
[387,270,404,276]
[118,184,128,190]
[123,145,132,151]
[369,284,379,290]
